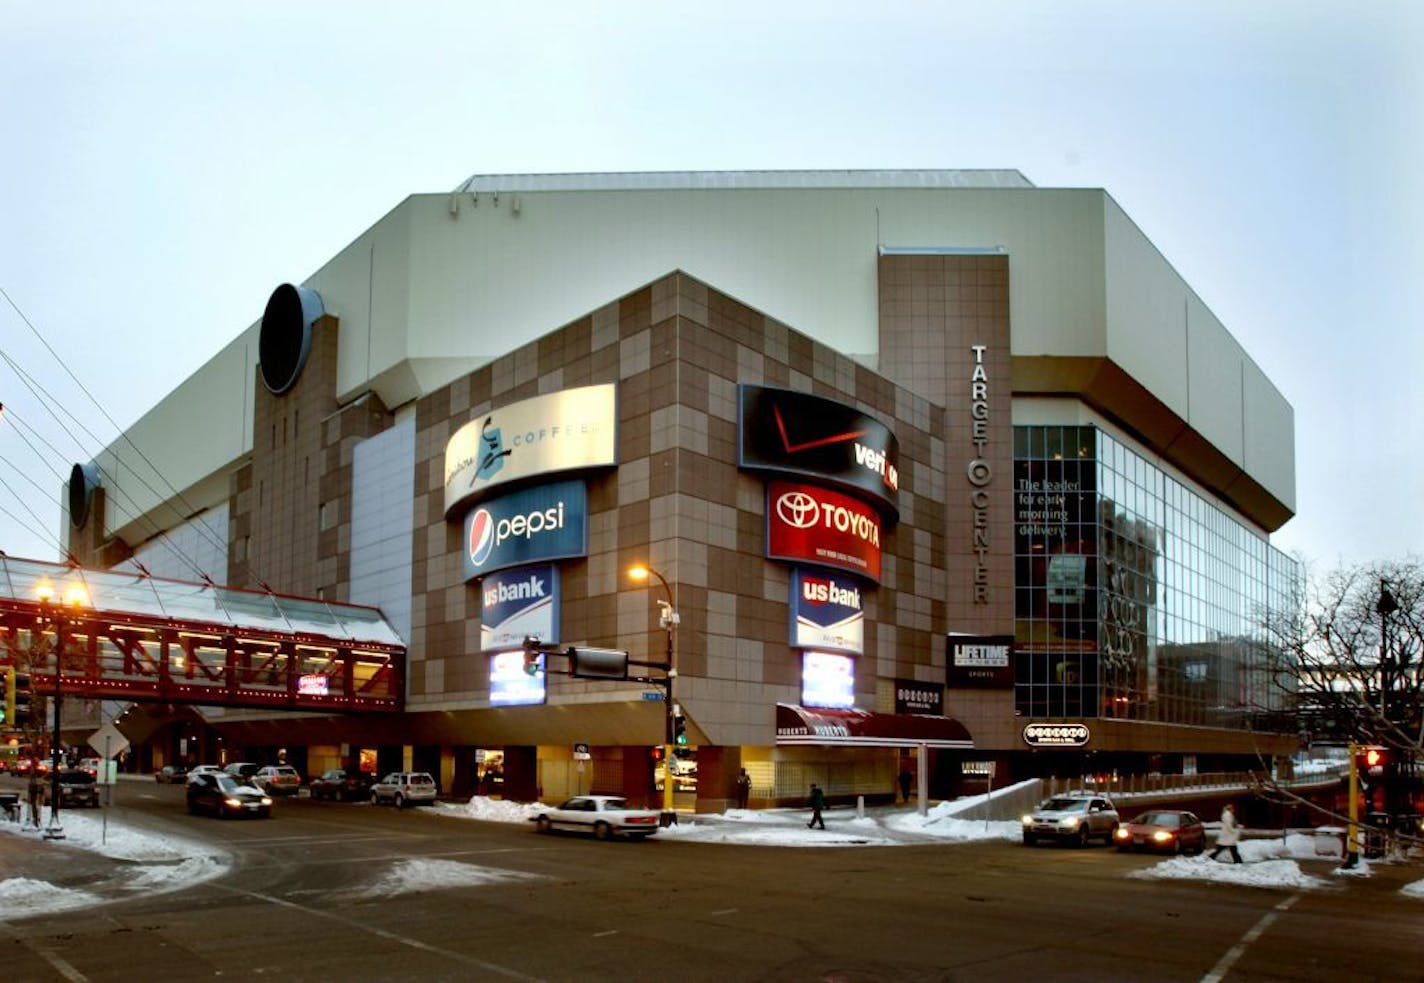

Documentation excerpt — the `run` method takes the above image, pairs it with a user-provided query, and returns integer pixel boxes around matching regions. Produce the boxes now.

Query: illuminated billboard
[444,384,616,517]
[489,650,546,706]
[801,651,855,709]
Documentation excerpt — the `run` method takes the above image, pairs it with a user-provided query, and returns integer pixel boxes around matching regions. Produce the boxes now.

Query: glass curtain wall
[1013,426,1299,728]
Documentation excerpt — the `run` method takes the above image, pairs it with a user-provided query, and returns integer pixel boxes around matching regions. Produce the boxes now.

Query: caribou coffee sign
[767,481,882,582]
[1022,722,1090,747]
[444,384,616,517]
[738,385,900,518]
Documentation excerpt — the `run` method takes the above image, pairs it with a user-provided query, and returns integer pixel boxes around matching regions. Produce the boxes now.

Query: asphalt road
[1,778,1422,982]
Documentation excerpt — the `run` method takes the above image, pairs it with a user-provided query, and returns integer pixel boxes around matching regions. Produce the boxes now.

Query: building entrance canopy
[0,555,404,712]
[775,703,973,749]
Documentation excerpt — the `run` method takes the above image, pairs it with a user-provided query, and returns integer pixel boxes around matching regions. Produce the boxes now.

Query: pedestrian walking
[898,769,912,803]
[735,768,752,809]
[1208,803,1243,863]
[26,771,43,828]
[807,783,826,829]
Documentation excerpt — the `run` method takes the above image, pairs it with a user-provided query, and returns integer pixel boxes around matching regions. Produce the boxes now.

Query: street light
[1376,580,1398,720]
[629,564,679,822]
[35,577,89,841]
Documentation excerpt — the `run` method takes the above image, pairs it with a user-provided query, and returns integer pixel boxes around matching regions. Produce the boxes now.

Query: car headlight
[1059,817,1080,828]
[260,796,273,806]
[1114,827,1130,840]
[1152,830,1173,843]
[1022,815,1034,826]
[223,797,242,808]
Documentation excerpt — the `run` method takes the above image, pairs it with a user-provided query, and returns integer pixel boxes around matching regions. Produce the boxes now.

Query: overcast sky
[1,1,1419,577]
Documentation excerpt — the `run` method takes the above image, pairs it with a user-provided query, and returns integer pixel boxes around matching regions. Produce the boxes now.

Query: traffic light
[1359,745,1386,775]
[522,637,542,677]
[11,671,31,728]
[673,709,687,746]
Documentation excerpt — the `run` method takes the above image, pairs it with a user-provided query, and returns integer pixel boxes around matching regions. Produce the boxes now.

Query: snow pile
[1400,879,1424,900]
[432,796,544,824]
[345,858,544,899]
[1130,855,1330,891]
[0,878,103,919]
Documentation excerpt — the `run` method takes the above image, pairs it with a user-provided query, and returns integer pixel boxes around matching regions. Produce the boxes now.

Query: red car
[1114,809,1207,854]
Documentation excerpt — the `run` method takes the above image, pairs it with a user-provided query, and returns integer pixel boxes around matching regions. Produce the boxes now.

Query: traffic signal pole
[1344,741,1360,869]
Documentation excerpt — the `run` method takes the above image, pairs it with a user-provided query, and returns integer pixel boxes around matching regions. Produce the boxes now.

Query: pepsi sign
[480,564,560,652]
[767,480,882,582]
[790,568,864,654]
[738,385,900,518]
[462,480,587,581]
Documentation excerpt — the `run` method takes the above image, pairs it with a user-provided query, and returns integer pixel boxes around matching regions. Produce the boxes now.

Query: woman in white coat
[1209,803,1243,863]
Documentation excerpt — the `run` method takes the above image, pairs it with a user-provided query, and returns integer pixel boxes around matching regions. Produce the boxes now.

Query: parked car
[155,764,190,784]
[532,795,661,840]
[369,771,437,808]
[79,757,103,778]
[186,764,224,784]
[222,762,262,781]
[1114,809,1207,854]
[252,765,303,796]
[310,768,376,802]
[1022,794,1119,847]
[186,773,272,819]
[47,769,100,808]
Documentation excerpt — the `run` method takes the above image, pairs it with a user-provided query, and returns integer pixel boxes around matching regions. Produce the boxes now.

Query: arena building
[63,170,1301,809]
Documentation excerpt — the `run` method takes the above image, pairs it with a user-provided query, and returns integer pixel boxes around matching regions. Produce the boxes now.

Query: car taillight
[628,816,655,824]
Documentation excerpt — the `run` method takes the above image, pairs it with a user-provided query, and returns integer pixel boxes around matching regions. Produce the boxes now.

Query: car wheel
[395,793,406,809]
[536,815,552,834]
[1104,823,1118,845]
[1076,827,1090,848]
[594,821,612,841]
[371,791,381,805]
[1023,833,1037,846]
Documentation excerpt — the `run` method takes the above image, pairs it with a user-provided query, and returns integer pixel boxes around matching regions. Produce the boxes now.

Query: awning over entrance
[775,703,974,749]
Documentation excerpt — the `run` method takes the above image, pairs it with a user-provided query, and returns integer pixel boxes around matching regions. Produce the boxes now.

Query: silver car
[1022,794,1119,847]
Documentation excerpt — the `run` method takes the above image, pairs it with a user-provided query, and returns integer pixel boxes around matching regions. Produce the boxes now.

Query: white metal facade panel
[349,414,415,643]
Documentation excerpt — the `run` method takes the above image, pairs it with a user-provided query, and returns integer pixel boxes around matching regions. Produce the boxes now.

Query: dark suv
[48,769,100,809]
[310,768,376,802]
[1022,794,1119,847]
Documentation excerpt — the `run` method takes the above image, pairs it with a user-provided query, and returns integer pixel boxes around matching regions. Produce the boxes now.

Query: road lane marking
[592,930,619,938]
[1200,893,1300,983]
[0,924,88,981]
[215,884,546,981]
[710,908,739,916]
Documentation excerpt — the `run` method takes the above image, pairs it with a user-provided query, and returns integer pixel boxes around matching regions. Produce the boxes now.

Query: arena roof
[453,168,1035,194]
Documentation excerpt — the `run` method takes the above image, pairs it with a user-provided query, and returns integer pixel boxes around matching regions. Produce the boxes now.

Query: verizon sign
[767,480,882,582]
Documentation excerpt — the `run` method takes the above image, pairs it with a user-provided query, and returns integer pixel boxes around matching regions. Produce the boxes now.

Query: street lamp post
[629,564,678,823]
[35,578,88,841]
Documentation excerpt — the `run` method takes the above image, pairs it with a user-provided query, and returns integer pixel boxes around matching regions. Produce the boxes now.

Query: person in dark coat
[807,783,826,829]
[898,769,912,803]
[735,768,752,809]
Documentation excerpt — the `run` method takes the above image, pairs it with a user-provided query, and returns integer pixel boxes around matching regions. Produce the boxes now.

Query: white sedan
[531,795,662,840]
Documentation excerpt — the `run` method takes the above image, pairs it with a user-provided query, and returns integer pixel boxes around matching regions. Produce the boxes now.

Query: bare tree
[1264,556,1423,821]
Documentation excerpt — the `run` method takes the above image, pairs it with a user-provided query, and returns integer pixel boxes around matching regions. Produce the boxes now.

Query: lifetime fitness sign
[767,480,882,582]
[947,634,1014,688]
[1022,722,1090,747]
[444,384,616,517]
[738,384,900,519]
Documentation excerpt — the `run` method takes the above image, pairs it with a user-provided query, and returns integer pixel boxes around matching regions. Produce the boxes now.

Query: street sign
[642,690,664,701]
[88,722,130,759]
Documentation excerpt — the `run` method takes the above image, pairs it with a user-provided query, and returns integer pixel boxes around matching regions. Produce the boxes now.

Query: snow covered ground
[3,786,1421,922]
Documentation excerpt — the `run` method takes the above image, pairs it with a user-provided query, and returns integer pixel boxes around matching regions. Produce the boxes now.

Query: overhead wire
[0,285,271,588]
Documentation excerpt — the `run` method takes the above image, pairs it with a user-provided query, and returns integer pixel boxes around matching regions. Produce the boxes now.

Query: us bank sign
[444,384,616,517]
